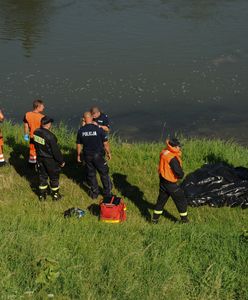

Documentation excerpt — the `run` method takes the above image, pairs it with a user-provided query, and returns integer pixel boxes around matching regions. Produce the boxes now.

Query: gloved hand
[24,134,29,142]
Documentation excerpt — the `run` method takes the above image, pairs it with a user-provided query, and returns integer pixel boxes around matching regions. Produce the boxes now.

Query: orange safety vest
[158,140,182,183]
[24,111,44,138]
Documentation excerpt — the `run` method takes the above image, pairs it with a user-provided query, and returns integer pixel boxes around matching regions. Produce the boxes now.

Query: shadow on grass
[6,136,39,197]
[112,173,179,223]
[162,210,178,223]
[112,173,154,222]
[61,146,90,195]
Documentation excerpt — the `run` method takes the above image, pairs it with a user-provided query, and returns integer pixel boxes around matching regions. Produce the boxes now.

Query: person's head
[167,138,182,151]
[90,106,101,119]
[41,116,53,130]
[83,112,93,124]
[33,99,45,113]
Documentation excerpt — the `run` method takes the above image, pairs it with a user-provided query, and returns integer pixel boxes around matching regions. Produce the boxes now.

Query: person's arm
[169,157,184,179]
[23,115,29,133]
[76,130,83,162]
[24,123,29,134]
[49,137,64,166]
[99,125,110,132]
[0,110,4,122]
[91,121,109,132]
[104,141,111,160]
[100,115,110,132]
[23,114,30,141]
[76,144,82,162]
[100,127,111,160]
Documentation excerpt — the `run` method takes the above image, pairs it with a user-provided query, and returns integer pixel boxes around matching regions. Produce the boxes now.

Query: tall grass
[0,122,247,299]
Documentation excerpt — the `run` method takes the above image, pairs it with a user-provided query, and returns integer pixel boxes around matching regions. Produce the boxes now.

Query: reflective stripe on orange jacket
[158,140,182,183]
[24,111,44,138]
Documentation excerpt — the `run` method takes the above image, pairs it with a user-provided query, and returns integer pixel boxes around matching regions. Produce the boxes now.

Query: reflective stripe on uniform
[101,219,121,223]
[29,160,36,164]
[39,185,48,190]
[29,155,37,164]
[33,134,45,145]
[51,186,60,191]
[180,212,188,217]
[154,210,163,215]
[0,154,4,162]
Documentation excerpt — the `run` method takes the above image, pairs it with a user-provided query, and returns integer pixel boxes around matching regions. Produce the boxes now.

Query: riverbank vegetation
[0,122,247,299]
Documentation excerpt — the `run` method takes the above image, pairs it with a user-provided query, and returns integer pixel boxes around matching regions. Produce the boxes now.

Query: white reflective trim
[180,212,188,217]
[154,210,163,215]
[29,159,37,164]
[51,186,60,191]
[39,185,48,190]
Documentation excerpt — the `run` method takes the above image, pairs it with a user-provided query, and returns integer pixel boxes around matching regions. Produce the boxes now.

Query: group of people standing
[23,100,112,202]
[0,100,189,223]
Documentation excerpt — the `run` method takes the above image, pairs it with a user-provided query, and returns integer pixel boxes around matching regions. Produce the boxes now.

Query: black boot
[0,161,7,167]
[151,218,159,224]
[52,190,62,201]
[180,216,190,223]
[151,212,161,224]
[38,189,47,201]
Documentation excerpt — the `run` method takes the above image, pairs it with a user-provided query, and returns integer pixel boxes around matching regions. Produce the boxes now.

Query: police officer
[90,106,110,133]
[33,116,65,201]
[76,111,112,199]
[152,138,189,224]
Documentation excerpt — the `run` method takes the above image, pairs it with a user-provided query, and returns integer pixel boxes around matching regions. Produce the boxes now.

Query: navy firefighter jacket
[33,128,64,164]
[76,123,108,155]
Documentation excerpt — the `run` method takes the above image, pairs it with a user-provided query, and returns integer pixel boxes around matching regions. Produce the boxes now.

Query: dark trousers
[37,158,61,191]
[84,152,112,197]
[153,176,187,219]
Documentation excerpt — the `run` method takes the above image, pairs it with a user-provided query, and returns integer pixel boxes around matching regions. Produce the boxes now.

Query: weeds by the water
[0,122,247,299]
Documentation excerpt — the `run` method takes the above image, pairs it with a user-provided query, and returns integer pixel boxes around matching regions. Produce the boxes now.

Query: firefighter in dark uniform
[152,138,189,224]
[33,116,65,201]
[90,106,110,133]
[76,111,112,199]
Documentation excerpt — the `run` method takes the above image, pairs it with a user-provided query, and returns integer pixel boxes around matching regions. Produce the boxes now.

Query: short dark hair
[90,106,101,114]
[33,99,44,109]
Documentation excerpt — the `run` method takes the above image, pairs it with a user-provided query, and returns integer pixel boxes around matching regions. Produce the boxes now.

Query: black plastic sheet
[181,163,248,208]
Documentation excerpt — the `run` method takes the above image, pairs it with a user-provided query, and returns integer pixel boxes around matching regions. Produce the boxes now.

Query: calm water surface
[0,0,248,142]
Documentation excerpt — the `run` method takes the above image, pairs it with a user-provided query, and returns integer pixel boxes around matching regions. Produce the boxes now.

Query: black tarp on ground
[181,163,248,209]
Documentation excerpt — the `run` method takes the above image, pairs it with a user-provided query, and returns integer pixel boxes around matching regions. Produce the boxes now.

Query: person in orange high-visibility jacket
[0,109,6,167]
[152,138,189,224]
[23,100,45,164]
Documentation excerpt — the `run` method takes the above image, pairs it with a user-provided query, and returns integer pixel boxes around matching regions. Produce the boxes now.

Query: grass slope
[0,122,247,300]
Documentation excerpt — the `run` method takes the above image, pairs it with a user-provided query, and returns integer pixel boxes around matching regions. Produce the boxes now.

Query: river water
[0,0,247,142]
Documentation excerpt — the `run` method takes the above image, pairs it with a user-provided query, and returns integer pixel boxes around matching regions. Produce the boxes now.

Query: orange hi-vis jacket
[158,140,182,183]
[24,111,44,138]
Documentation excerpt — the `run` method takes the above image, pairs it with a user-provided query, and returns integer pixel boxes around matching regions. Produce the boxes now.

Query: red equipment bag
[100,195,127,223]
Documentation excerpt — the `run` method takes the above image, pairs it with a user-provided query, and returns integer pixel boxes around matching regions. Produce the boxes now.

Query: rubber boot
[0,161,6,167]
[38,189,47,201]
[151,212,160,224]
[151,218,159,224]
[52,190,62,201]
[28,162,36,170]
[180,216,190,223]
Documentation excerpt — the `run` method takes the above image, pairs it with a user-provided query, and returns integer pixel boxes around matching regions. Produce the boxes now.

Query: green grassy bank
[0,122,247,299]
